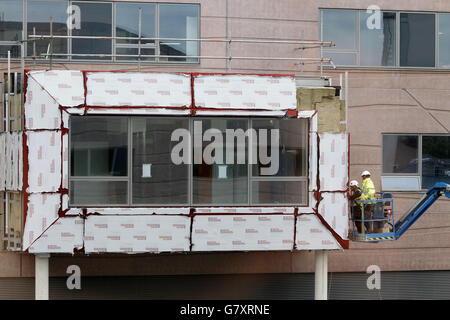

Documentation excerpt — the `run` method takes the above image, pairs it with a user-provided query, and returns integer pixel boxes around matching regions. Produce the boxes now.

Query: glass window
[383,134,450,190]
[0,0,22,41]
[132,118,189,205]
[0,45,20,58]
[70,117,309,206]
[422,136,450,188]
[70,117,128,206]
[72,2,112,60]
[193,118,248,205]
[322,9,357,66]
[383,135,418,174]
[250,118,307,205]
[360,11,396,66]
[252,180,307,205]
[439,13,450,68]
[400,13,435,67]
[115,3,156,61]
[159,4,199,62]
[27,0,68,59]
[322,10,357,50]
[70,117,128,177]
[251,118,307,177]
[70,181,128,205]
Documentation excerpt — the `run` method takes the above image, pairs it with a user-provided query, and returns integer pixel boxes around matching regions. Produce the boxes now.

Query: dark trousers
[353,204,374,234]
[364,204,375,233]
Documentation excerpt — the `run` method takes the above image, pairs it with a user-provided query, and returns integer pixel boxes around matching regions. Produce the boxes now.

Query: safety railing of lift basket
[350,193,396,241]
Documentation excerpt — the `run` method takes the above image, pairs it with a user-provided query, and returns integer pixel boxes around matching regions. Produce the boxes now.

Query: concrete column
[35,254,50,300]
[314,250,328,300]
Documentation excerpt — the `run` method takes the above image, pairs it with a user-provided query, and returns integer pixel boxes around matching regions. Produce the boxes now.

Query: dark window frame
[69,116,309,207]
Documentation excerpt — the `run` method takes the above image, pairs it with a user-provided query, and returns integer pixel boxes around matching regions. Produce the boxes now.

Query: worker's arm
[349,189,362,201]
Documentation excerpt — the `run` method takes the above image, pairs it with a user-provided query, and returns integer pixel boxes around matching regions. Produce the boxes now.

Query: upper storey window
[320,9,450,69]
[0,1,199,63]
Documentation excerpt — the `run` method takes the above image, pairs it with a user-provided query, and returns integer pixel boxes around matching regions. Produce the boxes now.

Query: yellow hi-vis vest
[361,178,376,203]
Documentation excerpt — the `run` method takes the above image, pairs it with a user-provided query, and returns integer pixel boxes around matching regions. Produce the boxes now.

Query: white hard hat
[350,180,359,187]
[361,170,371,176]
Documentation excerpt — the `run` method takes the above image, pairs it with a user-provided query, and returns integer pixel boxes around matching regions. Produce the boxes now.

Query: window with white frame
[382,134,450,190]
[320,9,450,68]
[69,117,309,206]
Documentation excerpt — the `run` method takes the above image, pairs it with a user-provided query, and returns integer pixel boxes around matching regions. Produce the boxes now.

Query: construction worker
[349,180,364,233]
[360,170,376,233]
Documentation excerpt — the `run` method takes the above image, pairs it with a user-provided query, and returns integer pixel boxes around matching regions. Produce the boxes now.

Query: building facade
[0,0,449,299]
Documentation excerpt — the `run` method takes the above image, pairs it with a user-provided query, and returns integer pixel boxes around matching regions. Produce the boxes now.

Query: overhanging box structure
[0,70,349,254]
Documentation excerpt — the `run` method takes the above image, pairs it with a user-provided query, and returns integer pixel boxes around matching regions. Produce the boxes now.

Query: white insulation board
[195,207,295,214]
[317,192,348,240]
[191,214,295,251]
[84,215,191,253]
[25,77,61,130]
[26,130,61,193]
[319,132,348,191]
[85,108,191,115]
[194,74,297,110]
[86,72,191,107]
[28,70,85,107]
[193,110,286,117]
[295,214,342,250]
[22,193,61,251]
[29,217,84,253]
[86,207,191,215]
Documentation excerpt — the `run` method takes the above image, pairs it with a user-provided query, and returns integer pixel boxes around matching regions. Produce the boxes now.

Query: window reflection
[27,0,68,59]
[400,13,435,67]
[70,181,128,205]
[72,2,112,60]
[132,118,189,205]
[383,135,418,174]
[252,180,306,205]
[360,11,396,66]
[69,117,309,206]
[422,136,450,188]
[252,118,308,177]
[159,4,199,62]
[70,117,128,177]
[0,0,22,41]
[115,3,156,61]
[322,10,357,50]
[193,119,248,205]
[439,14,450,68]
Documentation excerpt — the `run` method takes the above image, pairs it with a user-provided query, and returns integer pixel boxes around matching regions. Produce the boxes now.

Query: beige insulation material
[296,87,346,133]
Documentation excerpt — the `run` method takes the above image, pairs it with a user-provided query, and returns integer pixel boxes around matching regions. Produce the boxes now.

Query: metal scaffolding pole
[138,8,142,72]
